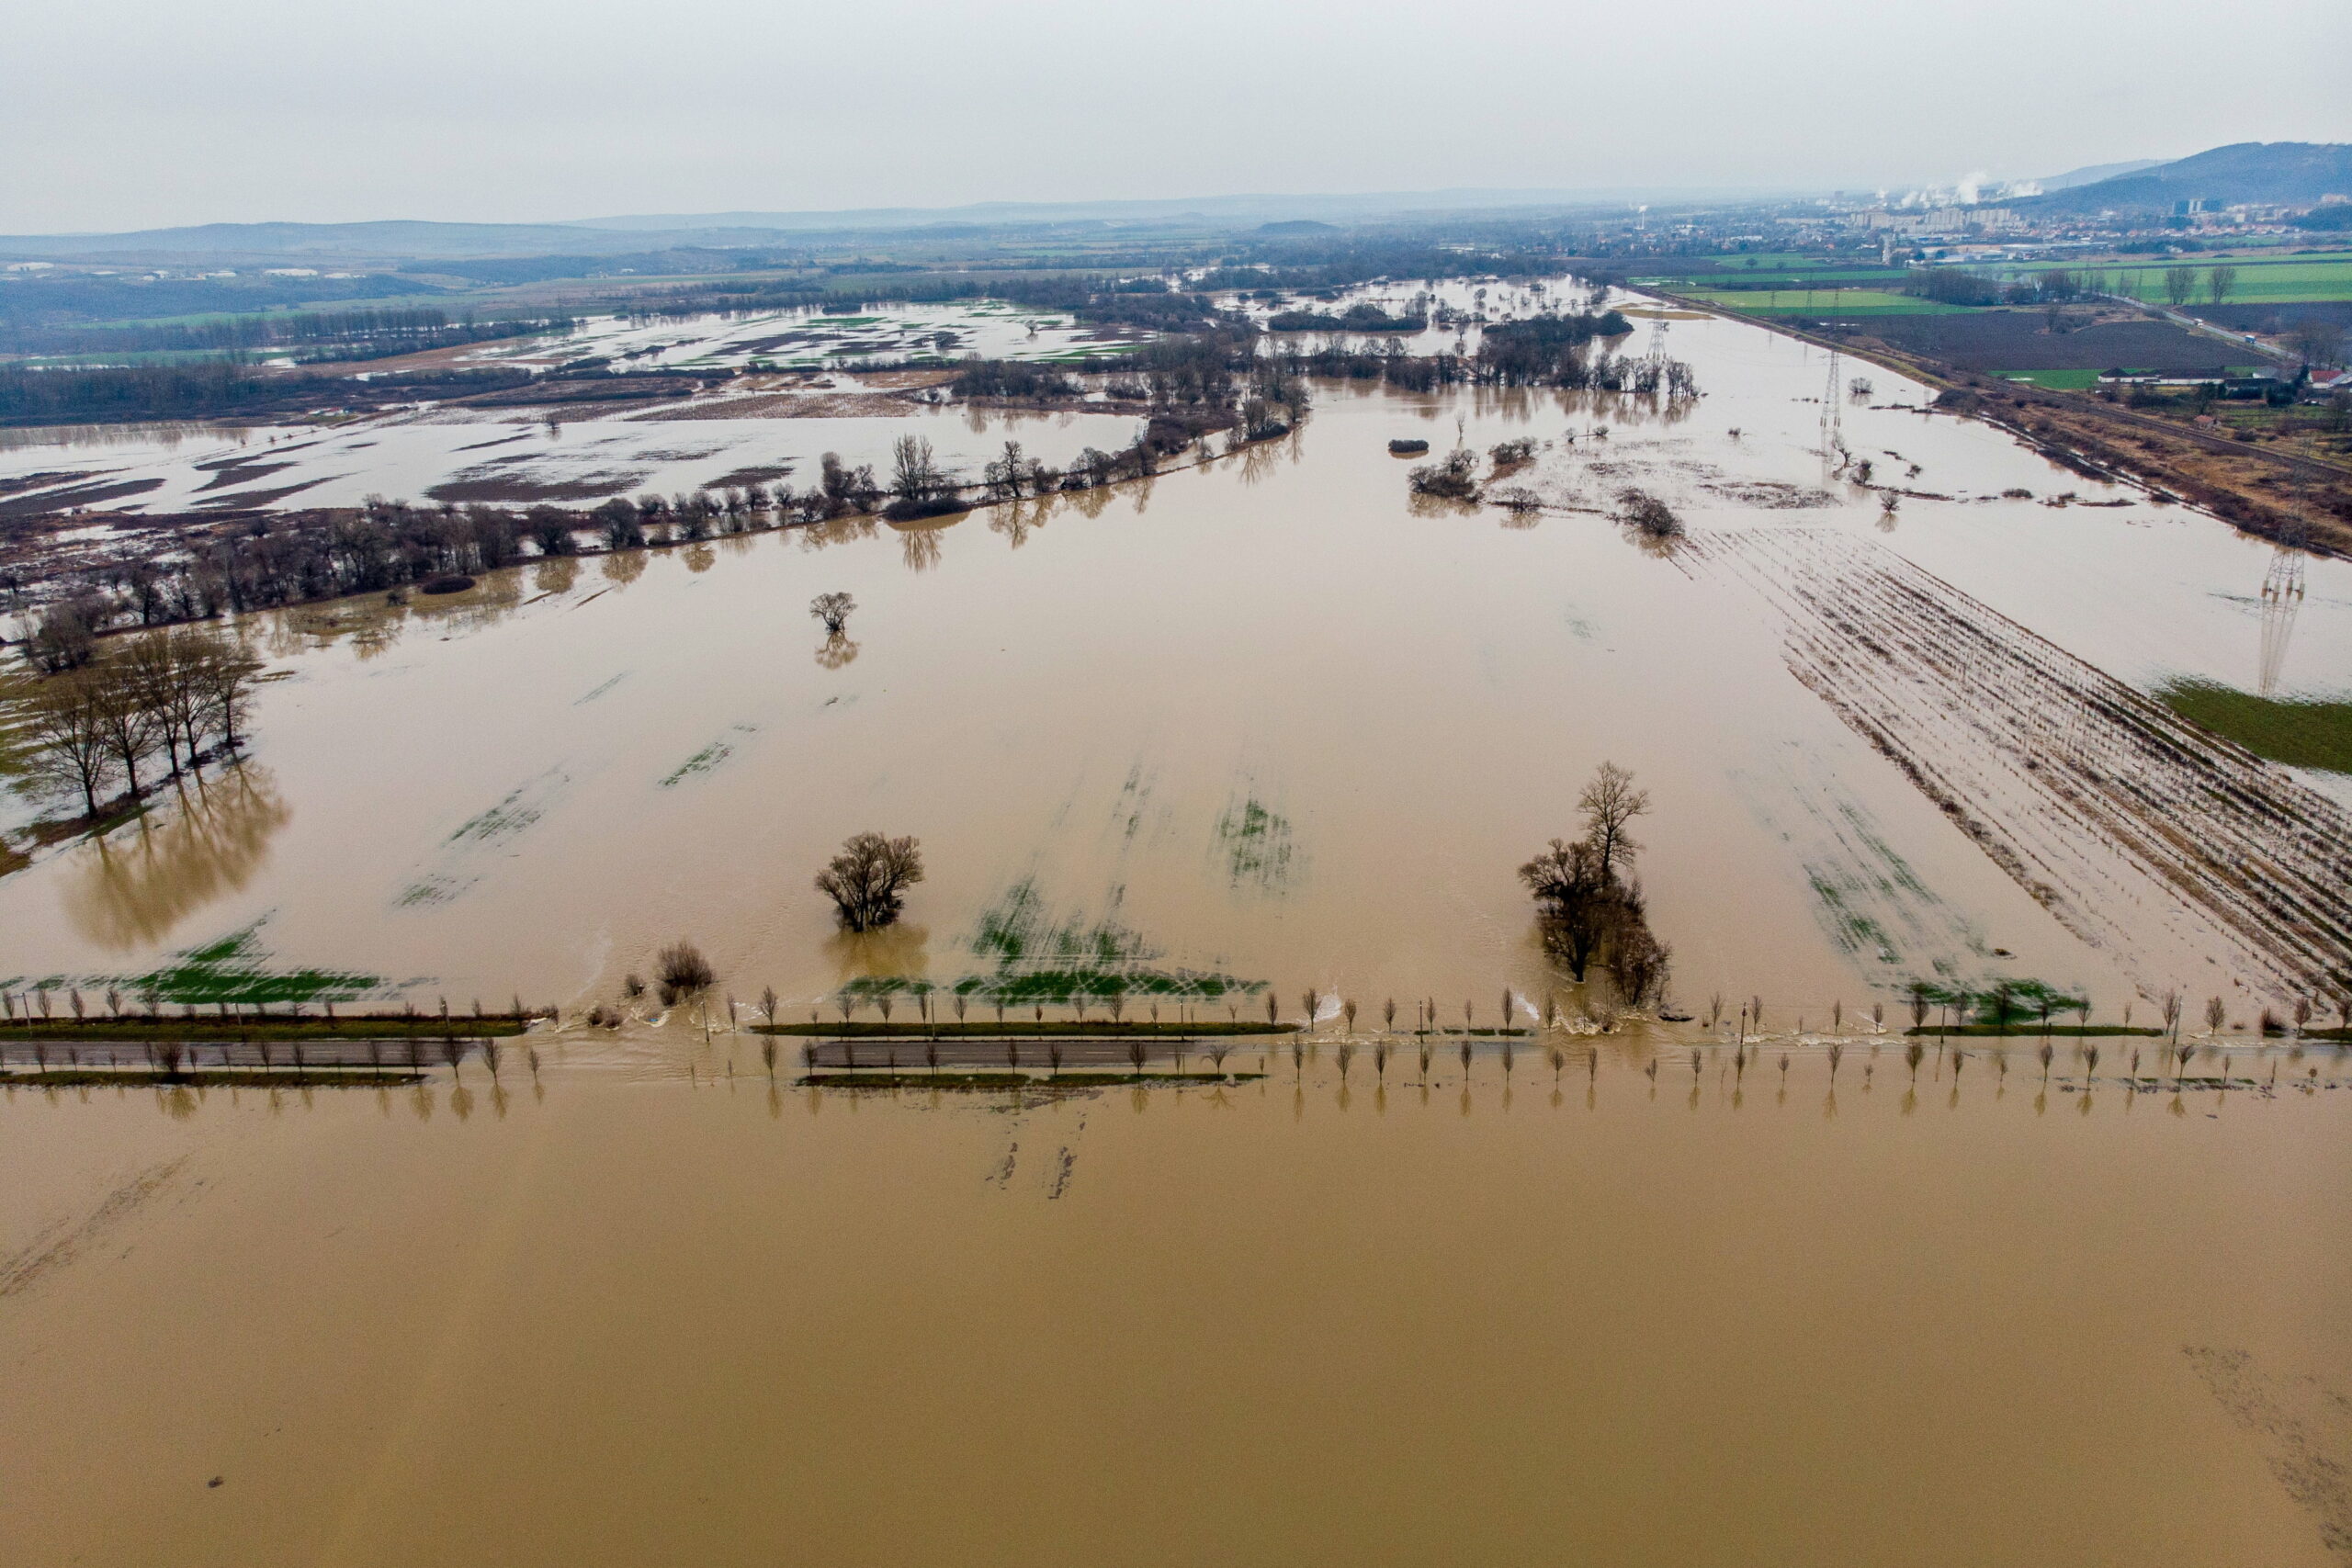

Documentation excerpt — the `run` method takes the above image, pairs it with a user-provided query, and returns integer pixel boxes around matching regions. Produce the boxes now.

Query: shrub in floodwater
[2204,995,2227,1035]
[2039,1042,2055,1080]
[1385,998,1397,1032]
[1827,1042,1844,1080]
[1905,1042,1925,1082]
[1614,489,1684,540]
[1336,1043,1354,1081]
[815,832,924,931]
[623,974,645,999]
[655,941,716,1007]
[1408,447,1480,500]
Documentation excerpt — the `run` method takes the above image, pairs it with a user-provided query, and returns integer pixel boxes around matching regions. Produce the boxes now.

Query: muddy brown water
[4,307,2348,1025]
[6,299,2352,1562]
[3,1056,2348,1566]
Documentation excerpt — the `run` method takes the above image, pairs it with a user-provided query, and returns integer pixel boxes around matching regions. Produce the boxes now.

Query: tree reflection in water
[63,763,291,950]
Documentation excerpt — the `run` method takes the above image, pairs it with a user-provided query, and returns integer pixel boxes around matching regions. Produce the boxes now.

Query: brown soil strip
[625,391,918,421]
[0,477,164,518]
[193,459,296,493]
[192,476,339,509]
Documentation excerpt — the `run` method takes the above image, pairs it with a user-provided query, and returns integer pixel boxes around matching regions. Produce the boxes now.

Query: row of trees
[1907,264,2242,312]
[0,362,533,425]
[21,627,263,818]
[17,406,1280,649]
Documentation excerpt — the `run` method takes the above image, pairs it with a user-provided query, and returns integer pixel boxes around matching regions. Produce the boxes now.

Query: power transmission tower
[2259,546,2306,696]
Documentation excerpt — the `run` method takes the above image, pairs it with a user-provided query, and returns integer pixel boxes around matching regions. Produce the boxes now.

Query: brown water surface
[2,1055,2346,1565]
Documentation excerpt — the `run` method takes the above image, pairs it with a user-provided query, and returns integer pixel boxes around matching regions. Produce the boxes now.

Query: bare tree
[22,674,119,818]
[809,592,856,636]
[815,832,925,931]
[91,669,164,801]
[655,941,715,1007]
[2206,265,2238,309]
[1520,837,1608,978]
[888,434,947,503]
[1579,761,1650,884]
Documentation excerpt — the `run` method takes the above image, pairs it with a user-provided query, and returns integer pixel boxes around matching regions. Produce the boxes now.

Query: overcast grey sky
[3,0,2346,232]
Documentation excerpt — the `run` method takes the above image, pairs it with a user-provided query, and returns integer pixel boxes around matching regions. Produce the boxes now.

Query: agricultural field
[1674,287,1963,316]
[2010,252,2352,305]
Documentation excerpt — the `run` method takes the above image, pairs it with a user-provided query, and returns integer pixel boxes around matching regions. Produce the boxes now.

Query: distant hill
[2034,158,2165,192]
[0,185,1798,264]
[2018,142,2352,213]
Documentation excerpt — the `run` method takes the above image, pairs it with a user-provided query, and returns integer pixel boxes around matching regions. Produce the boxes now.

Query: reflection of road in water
[62,764,290,949]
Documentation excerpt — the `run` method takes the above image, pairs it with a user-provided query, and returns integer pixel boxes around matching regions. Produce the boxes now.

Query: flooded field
[0,400,1146,514]
[6,297,2350,1024]
[6,288,2352,1564]
[3,1052,2348,1566]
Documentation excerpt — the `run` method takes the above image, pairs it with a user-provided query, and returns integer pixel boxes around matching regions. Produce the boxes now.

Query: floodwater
[0,400,1148,515]
[2,1054,2348,1566]
[4,293,2349,1023]
[6,290,2352,1566]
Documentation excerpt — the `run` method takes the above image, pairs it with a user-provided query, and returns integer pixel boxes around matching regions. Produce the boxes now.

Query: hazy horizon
[6,0,2348,234]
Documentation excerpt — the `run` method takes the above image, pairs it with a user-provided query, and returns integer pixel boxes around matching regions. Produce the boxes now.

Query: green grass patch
[2000,368,2104,389]
[99,923,382,1007]
[1679,288,1968,316]
[1904,1024,2165,1038]
[2160,679,2352,773]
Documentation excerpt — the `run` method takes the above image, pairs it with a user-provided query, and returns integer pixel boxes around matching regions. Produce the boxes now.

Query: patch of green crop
[660,727,754,787]
[2000,368,2103,390]
[114,922,384,1006]
[1215,794,1296,891]
[2159,679,2352,774]
[823,878,1266,1012]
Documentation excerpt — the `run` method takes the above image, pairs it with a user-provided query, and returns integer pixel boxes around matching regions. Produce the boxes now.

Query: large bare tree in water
[1522,762,1670,1005]
[1578,760,1649,885]
[817,833,925,931]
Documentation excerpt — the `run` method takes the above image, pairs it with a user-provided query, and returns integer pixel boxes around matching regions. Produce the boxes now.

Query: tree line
[0,363,533,426]
[3,308,573,363]
[19,626,264,820]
